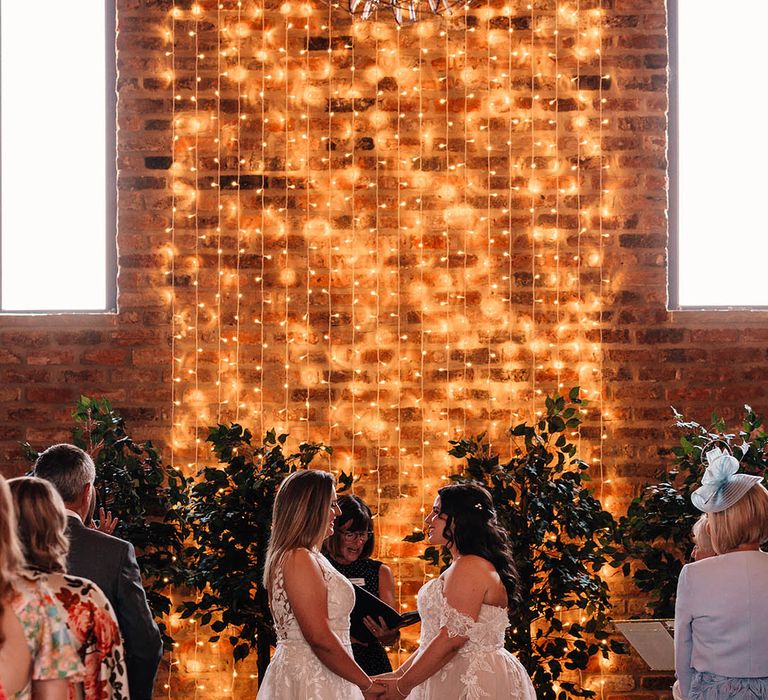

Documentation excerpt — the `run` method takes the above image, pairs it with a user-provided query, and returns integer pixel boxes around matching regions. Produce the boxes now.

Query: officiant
[323,494,398,674]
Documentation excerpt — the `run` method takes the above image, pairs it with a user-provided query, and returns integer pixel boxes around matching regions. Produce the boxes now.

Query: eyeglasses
[341,530,373,542]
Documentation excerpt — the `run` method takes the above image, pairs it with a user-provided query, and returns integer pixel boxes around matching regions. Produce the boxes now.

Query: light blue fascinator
[691,446,763,513]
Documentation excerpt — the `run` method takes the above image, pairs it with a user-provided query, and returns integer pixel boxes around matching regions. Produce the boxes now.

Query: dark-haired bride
[376,483,535,700]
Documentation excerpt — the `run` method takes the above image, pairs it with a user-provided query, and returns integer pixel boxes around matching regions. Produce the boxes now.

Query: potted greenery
[179,424,346,682]
[620,405,768,617]
[22,396,191,645]
[407,388,625,699]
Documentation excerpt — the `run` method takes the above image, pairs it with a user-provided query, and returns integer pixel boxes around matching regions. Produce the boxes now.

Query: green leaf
[403,531,425,543]
[680,436,695,455]
[336,469,354,493]
[441,387,625,698]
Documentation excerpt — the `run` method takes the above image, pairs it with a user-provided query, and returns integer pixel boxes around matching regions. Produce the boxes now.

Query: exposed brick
[0,3,759,699]
[0,349,22,364]
[81,349,128,365]
[144,156,172,170]
[26,387,76,403]
[0,332,51,348]
[636,329,687,344]
[26,350,76,366]
[118,175,166,190]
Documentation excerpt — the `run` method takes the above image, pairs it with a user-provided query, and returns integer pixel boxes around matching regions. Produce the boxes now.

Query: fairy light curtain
[165,0,610,694]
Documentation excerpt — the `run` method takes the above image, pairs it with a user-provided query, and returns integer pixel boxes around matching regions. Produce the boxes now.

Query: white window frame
[0,0,117,313]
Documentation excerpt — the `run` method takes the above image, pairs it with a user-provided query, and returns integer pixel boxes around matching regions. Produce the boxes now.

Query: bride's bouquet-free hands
[362,680,387,699]
[372,674,409,699]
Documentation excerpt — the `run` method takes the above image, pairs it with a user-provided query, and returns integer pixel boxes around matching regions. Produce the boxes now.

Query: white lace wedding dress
[256,550,365,700]
[408,577,536,700]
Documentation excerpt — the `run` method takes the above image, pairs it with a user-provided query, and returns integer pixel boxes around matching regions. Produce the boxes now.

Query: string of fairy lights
[164,0,611,694]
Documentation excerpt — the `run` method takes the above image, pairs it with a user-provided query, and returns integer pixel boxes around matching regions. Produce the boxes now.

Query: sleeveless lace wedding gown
[256,550,365,699]
[408,577,536,700]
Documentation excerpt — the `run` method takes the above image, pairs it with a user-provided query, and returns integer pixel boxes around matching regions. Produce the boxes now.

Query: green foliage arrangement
[619,405,768,618]
[407,388,625,699]
[23,394,636,693]
[179,425,346,682]
[23,396,191,644]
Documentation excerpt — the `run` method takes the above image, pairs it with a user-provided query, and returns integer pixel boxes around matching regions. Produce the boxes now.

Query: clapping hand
[90,507,119,535]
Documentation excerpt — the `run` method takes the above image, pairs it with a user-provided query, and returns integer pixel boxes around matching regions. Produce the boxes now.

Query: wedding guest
[257,470,384,699]
[675,448,768,699]
[690,515,715,562]
[672,514,717,699]
[0,474,82,700]
[33,444,161,700]
[376,483,535,700]
[323,494,397,675]
[9,476,129,700]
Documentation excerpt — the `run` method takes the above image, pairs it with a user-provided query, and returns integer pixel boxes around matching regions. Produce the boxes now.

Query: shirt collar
[65,508,83,523]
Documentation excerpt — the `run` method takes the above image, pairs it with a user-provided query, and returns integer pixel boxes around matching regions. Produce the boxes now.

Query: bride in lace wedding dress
[376,483,536,700]
[256,470,384,700]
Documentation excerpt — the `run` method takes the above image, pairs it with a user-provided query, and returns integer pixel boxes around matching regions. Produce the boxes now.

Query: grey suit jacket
[67,516,162,700]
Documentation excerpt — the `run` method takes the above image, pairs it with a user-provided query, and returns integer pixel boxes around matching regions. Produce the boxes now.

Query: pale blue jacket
[674,550,768,698]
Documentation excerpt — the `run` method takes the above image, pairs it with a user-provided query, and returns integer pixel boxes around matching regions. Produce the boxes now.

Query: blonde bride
[257,470,384,699]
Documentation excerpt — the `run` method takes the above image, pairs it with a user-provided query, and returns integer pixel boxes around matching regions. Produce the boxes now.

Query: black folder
[350,584,421,645]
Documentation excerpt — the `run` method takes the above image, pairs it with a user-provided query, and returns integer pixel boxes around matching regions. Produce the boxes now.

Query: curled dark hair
[323,494,375,561]
[438,482,521,609]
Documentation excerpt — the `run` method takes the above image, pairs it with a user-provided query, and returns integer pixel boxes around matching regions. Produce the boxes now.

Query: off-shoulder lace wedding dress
[408,577,536,700]
[256,550,365,699]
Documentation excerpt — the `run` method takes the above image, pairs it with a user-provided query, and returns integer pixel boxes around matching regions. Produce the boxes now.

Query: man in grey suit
[34,443,163,700]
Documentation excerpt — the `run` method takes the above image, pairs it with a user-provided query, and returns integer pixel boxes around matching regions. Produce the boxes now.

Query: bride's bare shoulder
[447,555,497,582]
[282,547,320,572]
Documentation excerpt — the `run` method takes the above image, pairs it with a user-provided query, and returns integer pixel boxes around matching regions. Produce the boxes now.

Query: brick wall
[1,0,764,697]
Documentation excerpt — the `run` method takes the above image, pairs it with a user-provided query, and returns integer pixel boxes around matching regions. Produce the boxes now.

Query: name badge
[349,577,366,587]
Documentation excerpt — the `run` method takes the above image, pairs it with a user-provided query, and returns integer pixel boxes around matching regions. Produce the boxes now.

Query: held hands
[362,680,386,699]
[372,675,410,699]
[89,507,119,535]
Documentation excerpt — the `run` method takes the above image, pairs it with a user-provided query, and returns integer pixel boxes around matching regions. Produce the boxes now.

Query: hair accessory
[472,501,498,520]
[691,446,763,513]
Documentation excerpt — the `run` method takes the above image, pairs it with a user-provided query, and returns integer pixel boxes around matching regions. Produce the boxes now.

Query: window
[0,0,116,312]
[669,0,768,308]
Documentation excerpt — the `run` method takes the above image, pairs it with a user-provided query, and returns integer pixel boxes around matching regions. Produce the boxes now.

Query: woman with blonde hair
[690,515,715,562]
[8,477,129,700]
[0,474,82,700]
[675,448,768,699]
[257,469,384,699]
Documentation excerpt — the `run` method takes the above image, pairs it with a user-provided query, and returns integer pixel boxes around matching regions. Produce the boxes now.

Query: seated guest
[0,474,82,700]
[9,476,129,700]
[675,448,768,699]
[323,494,397,675]
[33,444,162,700]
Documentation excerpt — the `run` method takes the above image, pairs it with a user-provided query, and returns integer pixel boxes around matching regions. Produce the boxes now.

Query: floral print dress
[3,574,84,700]
[31,572,130,700]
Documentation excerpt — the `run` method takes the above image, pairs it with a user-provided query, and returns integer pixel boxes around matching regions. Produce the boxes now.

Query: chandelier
[330,0,469,25]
